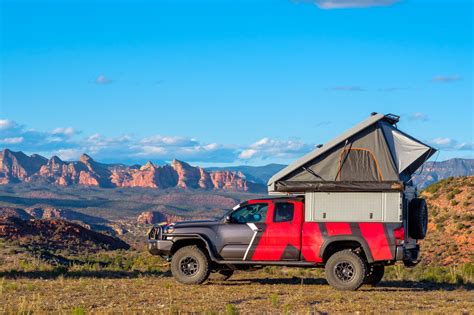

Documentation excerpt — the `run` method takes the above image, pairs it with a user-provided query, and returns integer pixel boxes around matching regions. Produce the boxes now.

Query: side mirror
[224,215,231,223]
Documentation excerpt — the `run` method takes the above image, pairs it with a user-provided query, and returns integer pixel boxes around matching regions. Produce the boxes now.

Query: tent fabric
[268,114,436,193]
[338,149,382,181]
[380,122,433,177]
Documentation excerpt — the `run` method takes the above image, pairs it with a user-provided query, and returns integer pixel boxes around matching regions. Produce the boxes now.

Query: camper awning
[268,113,436,193]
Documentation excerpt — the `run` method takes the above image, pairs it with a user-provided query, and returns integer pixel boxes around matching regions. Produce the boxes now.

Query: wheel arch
[320,236,374,263]
[170,234,219,261]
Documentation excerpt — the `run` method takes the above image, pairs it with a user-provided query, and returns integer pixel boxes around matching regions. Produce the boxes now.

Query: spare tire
[408,198,428,239]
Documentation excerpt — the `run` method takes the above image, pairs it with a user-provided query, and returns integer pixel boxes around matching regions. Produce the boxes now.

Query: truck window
[273,203,294,223]
[230,203,268,224]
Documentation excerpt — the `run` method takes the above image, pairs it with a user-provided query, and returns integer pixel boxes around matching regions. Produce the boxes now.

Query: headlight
[164,224,175,234]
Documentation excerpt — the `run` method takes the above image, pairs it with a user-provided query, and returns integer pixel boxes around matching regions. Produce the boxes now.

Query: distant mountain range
[412,158,474,189]
[1,149,472,192]
[0,149,266,193]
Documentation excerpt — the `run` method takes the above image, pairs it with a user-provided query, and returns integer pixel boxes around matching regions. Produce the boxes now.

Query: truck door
[258,200,304,261]
[217,201,270,261]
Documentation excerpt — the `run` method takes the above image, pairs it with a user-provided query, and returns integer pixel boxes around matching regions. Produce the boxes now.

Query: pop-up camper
[268,113,436,194]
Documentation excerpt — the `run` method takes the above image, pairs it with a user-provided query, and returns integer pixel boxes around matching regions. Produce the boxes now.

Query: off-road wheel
[408,198,428,239]
[325,249,367,291]
[364,264,384,286]
[171,245,210,285]
[209,269,234,281]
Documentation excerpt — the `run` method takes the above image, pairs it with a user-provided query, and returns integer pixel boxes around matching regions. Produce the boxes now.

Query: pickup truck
[148,194,426,290]
[148,113,432,290]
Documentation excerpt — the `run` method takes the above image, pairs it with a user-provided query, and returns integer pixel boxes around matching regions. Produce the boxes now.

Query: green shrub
[269,294,279,307]
[451,200,459,206]
[226,304,238,315]
[452,188,462,195]
[385,263,473,284]
[425,183,440,194]
[463,201,470,207]
[447,193,455,200]
[71,306,86,315]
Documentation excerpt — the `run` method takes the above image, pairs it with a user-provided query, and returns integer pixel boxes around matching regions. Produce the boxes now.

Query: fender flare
[169,233,220,262]
[319,235,374,263]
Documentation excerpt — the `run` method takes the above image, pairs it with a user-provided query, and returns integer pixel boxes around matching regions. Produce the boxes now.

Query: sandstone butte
[0,149,263,192]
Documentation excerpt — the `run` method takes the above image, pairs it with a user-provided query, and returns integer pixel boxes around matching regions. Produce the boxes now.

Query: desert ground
[1,268,473,314]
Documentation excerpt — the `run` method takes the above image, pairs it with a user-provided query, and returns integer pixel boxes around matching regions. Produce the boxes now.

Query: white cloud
[432,75,462,83]
[457,142,474,151]
[140,135,198,147]
[408,112,429,121]
[95,74,113,85]
[314,0,399,9]
[429,138,474,151]
[239,149,258,159]
[52,127,76,137]
[0,137,24,144]
[56,149,83,161]
[0,119,17,130]
[430,137,453,146]
[239,137,313,160]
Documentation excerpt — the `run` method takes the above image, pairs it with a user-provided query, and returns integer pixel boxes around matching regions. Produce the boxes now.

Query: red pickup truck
[148,113,434,290]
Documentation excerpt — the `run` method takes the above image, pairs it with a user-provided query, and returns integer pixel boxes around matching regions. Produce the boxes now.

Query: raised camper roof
[268,113,436,194]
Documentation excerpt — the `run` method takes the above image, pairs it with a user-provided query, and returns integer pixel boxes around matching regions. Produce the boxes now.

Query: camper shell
[268,113,435,194]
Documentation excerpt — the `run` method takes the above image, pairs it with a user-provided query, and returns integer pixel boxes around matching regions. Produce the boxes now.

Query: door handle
[256,228,263,232]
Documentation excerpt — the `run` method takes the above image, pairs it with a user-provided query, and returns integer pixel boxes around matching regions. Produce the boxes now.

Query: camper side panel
[301,192,402,263]
[305,192,402,223]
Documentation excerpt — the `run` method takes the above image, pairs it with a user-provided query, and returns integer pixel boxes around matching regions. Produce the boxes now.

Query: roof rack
[384,113,400,124]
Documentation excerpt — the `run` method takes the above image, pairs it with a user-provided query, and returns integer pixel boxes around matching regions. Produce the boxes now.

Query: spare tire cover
[408,198,428,239]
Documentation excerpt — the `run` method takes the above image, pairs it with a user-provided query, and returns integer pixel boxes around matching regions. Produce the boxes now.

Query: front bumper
[148,225,173,257]
[395,244,420,266]
[148,239,173,256]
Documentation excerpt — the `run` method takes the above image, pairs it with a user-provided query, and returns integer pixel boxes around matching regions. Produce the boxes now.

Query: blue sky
[0,0,472,166]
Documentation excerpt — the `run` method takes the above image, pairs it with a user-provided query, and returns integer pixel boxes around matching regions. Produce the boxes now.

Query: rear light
[393,226,405,245]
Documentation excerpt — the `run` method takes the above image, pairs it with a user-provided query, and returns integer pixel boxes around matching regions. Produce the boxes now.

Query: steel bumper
[148,239,173,256]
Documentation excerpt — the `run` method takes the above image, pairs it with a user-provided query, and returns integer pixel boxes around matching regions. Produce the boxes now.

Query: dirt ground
[1,270,473,314]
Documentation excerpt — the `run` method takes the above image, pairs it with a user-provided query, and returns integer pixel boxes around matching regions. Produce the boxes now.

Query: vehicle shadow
[0,269,171,280]
[376,280,473,291]
[2,271,472,292]
[220,277,473,291]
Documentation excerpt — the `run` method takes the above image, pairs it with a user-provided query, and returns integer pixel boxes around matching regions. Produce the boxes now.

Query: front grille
[148,226,162,240]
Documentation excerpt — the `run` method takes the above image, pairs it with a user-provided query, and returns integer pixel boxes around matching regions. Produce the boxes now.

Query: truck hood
[172,219,221,228]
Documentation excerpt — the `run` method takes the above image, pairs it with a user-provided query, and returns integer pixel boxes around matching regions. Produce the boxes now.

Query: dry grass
[1,270,473,314]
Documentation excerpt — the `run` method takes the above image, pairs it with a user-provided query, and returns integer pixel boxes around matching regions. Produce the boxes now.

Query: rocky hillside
[0,149,265,192]
[0,208,130,253]
[420,176,473,266]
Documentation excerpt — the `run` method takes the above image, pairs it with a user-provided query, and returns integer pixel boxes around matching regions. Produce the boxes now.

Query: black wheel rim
[334,261,355,282]
[179,256,199,277]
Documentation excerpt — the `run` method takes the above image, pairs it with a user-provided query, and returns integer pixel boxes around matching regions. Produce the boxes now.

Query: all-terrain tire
[209,269,234,281]
[364,264,384,286]
[408,198,428,239]
[171,245,210,285]
[325,249,367,291]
